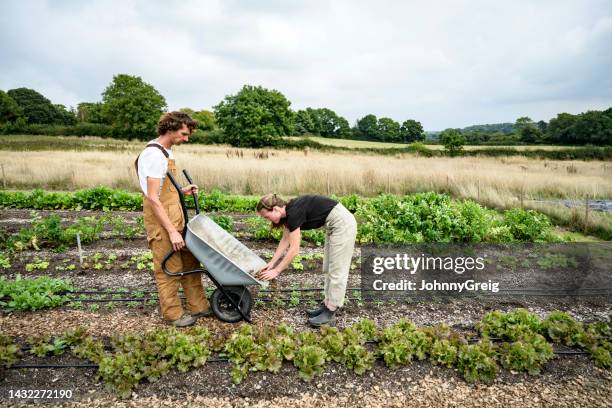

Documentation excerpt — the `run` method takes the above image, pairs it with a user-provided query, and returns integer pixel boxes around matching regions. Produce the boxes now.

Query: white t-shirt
[137,140,174,196]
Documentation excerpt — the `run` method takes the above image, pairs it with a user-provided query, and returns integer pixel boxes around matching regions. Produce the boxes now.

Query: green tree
[571,111,612,145]
[440,128,465,156]
[181,108,216,131]
[514,116,542,143]
[101,74,167,138]
[306,107,323,134]
[214,85,294,147]
[536,120,547,133]
[356,114,379,140]
[295,109,316,135]
[377,117,401,142]
[0,90,24,124]
[193,110,216,131]
[514,116,533,131]
[7,87,58,124]
[400,119,425,143]
[336,116,352,138]
[77,102,108,124]
[314,108,346,138]
[54,104,77,125]
[546,113,578,144]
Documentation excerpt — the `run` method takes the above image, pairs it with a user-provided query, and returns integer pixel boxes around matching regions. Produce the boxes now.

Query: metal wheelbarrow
[161,170,268,323]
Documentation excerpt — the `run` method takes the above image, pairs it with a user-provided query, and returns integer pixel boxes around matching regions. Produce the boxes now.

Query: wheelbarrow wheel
[211,286,252,323]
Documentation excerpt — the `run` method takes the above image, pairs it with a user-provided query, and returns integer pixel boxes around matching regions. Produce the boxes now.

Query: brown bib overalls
[136,145,209,321]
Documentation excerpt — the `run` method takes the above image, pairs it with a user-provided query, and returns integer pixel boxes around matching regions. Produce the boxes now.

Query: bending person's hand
[259,261,275,272]
[258,267,280,281]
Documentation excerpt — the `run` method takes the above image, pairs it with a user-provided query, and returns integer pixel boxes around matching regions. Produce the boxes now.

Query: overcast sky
[1,0,611,130]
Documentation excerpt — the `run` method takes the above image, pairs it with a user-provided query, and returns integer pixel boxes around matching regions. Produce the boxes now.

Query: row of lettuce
[1,187,558,244]
[0,308,609,398]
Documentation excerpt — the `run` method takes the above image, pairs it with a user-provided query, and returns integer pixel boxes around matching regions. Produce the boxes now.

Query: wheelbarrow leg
[205,272,252,323]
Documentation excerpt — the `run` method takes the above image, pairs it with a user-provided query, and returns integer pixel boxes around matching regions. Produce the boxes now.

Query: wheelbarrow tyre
[211,286,252,323]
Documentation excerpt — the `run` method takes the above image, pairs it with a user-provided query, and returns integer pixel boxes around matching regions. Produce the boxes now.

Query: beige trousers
[322,203,357,308]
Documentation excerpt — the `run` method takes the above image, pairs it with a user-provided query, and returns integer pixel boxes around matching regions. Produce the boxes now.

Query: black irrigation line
[9,356,230,369]
[7,333,599,371]
[62,287,360,295]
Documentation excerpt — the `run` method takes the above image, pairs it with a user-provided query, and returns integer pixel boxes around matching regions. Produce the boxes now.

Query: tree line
[1,74,611,148]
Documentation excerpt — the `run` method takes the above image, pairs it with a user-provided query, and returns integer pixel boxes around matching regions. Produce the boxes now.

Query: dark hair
[257,193,288,228]
[157,111,197,136]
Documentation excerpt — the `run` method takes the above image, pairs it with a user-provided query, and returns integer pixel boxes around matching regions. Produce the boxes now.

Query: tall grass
[1,147,609,199]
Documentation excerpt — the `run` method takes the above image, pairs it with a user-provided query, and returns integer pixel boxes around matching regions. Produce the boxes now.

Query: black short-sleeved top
[284,195,338,232]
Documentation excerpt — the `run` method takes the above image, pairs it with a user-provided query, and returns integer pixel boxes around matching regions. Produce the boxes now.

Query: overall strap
[134,143,170,174]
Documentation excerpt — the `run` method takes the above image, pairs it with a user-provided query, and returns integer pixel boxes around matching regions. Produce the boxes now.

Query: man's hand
[257,267,280,281]
[182,184,198,196]
[169,230,185,251]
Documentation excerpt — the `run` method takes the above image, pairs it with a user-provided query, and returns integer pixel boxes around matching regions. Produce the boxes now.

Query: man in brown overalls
[135,111,211,327]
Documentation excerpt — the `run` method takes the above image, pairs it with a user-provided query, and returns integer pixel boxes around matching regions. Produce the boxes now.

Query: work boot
[305,303,327,318]
[171,314,196,327]
[192,307,214,318]
[308,307,336,327]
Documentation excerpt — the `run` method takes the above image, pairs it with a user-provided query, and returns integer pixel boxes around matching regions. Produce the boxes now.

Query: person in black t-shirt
[255,194,357,327]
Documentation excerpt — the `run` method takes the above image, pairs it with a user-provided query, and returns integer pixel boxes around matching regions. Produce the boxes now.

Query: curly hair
[157,111,197,136]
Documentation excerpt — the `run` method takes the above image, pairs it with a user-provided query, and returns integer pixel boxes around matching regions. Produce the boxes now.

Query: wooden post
[520,186,524,208]
[1,164,5,189]
[326,172,330,195]
[584,195,589,234]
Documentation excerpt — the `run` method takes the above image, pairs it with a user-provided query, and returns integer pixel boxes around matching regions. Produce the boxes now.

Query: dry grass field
[0,137,608,237]
[1,135,611,234]
[1,136,610,203]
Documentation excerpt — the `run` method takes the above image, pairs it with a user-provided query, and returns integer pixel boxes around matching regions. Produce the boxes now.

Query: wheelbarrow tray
[185,214,268,288]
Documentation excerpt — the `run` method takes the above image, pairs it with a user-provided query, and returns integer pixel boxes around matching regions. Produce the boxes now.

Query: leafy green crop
[0,334,20,369]
[0,275,73,311]
[210,214,234,232]
[502,208,555,242]
[0,313,609,397]
[498,333,554,375]
[429,339,458,368]
[542,311,585,347]
[0,252,10,269]
[457,342,499,384]
[477,309,544,341]
[6,213,106,252]
[293,345,327,381]
[1,188,559,245]
[378,319,432,368]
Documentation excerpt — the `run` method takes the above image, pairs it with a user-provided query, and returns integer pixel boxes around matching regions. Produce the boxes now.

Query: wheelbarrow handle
[162,248,206,277]
[182,169,200,215]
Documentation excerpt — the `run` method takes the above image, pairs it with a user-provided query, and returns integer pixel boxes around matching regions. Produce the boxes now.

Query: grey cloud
[0,0,610,129]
